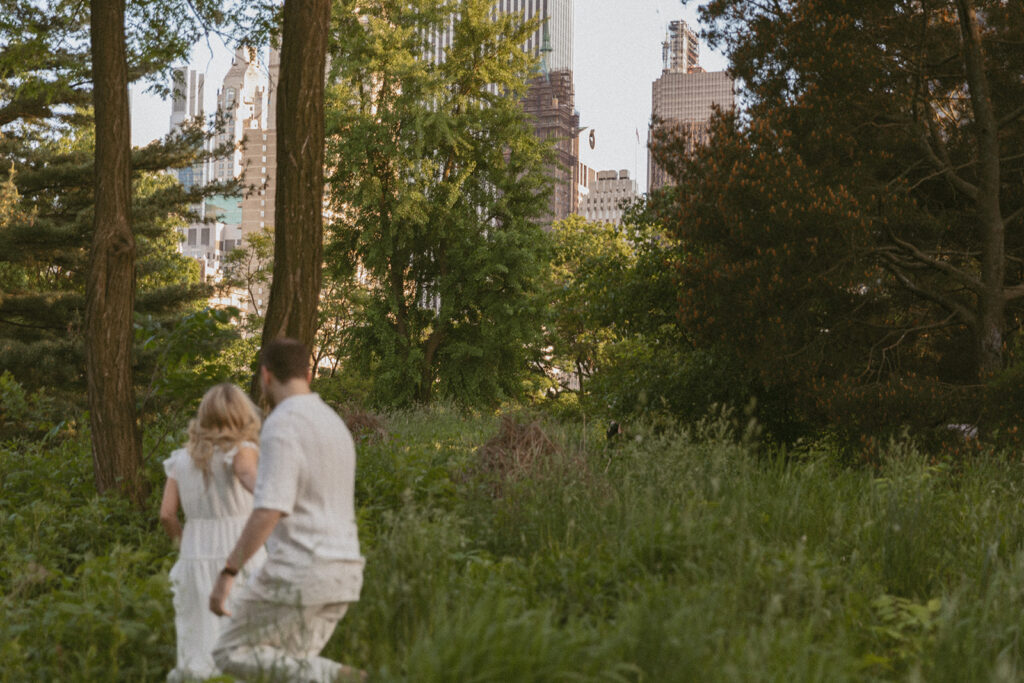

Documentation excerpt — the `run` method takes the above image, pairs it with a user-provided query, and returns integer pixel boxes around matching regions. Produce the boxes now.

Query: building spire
[540,21,553,82]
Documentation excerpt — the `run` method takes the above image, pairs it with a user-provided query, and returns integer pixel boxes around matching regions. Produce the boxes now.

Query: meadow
[3,401,1024,681]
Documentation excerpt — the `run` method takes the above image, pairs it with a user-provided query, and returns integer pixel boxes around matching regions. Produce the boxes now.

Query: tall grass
[4,402,1024,680]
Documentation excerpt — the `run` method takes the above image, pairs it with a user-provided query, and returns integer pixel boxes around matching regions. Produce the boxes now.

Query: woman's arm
[159,478,183,543]
[232,444,259,494]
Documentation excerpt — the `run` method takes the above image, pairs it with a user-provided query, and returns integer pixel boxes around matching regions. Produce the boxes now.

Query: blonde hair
[186,383,262,475]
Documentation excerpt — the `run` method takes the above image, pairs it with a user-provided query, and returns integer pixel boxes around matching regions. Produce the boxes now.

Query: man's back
[255,393,361,571]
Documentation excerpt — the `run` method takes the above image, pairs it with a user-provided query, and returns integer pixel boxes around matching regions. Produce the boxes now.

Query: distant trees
[542,211,745,422]
[649,0,1024,435]
[543,215,635,396]
[325,0,551,406]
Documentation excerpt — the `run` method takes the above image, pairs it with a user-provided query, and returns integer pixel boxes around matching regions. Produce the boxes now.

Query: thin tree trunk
[256,0,331,393]
[417,325,446,403]
[956,0,1004,378]
[86,0,145,504]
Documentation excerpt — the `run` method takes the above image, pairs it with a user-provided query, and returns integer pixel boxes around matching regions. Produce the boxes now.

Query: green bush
[0,414,180,681]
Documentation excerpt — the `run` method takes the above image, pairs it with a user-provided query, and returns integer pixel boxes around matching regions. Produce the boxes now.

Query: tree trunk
[417,324,446,403]
[86,0,145,504]
[956,0,1005,378]
[256,0,331,392]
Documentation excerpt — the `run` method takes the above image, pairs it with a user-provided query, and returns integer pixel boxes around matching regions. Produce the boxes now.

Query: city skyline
[130,0,728,194]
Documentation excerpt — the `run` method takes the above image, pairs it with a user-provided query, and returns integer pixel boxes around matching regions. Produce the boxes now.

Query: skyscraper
[212,46,278,313]
[647,20,734,193]
[172,47,279,314]
[501,0,572,72]
[169,68,205,190]
[430,0,578,224]
[579,169,638,225]
[429,0,573,72]
[523,69,580,223]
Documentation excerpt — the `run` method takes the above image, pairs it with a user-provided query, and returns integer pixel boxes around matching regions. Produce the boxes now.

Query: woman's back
[164,440,265,682]
[165,443,257,559]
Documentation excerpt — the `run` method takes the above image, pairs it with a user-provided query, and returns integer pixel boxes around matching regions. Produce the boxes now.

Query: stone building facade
[579,169,638,225]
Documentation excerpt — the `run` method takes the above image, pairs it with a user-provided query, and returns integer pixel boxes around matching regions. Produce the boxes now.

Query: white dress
[163,442,267,682]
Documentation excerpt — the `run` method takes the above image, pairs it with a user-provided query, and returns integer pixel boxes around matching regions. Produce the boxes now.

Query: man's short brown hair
[260,337,310,382]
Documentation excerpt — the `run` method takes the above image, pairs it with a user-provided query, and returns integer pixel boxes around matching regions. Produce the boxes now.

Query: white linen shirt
[252,393,363,604]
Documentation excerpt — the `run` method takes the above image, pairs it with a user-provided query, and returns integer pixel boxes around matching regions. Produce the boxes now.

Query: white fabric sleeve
[253,430,300,514]
[222,444,239,467]
[222,440,258,467]
[162,448,184,479]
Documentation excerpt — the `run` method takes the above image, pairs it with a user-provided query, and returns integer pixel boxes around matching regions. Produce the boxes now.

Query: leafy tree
[325,0,551,406]
[0,123,215,390]
[544,210,748,423]
[543,215,635,395]
[221,225,273,331]
[311,265,362,377]
[650,0,1024,434]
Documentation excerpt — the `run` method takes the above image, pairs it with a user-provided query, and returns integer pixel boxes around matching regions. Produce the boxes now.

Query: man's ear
[261,365,273,385]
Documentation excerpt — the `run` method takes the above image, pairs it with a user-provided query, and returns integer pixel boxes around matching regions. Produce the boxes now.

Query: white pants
[212,592,351,683]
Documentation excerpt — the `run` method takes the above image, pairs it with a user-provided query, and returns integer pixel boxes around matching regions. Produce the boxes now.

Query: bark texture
[86,0,145,504]
[956,0,1005,378]
[257,0,331,385]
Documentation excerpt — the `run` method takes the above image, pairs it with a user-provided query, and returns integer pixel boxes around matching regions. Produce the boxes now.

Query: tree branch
[915,116,979,200]
[879,261,976,328]
[881,233,984,295]
[999,103,1024,129]
[1003,284,1024,302]
[1004,205,1024,227]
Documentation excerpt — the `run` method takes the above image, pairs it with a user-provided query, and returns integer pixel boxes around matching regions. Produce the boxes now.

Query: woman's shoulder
[218,440,259,466]
[162,447,191,478]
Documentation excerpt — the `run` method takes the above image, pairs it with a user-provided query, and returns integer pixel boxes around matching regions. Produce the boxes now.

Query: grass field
[3,404,1024,681]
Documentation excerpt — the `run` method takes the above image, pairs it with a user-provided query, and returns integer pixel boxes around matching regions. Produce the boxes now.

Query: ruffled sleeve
[163,447,187,479]
[222,441,259,467]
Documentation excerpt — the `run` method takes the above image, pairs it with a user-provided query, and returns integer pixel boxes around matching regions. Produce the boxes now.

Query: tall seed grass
[331,409,1024,681]
[5,402,1024,680]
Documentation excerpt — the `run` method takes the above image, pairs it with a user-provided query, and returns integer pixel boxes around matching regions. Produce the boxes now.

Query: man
[210,337,364,681]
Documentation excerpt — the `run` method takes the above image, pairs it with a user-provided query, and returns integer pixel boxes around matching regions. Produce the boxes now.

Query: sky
[129,0,729,193]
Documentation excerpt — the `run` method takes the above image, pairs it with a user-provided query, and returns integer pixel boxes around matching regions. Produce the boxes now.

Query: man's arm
[209,508,283,616]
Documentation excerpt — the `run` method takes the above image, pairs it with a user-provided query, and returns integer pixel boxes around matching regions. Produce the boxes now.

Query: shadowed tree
[650,0,1024,434]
